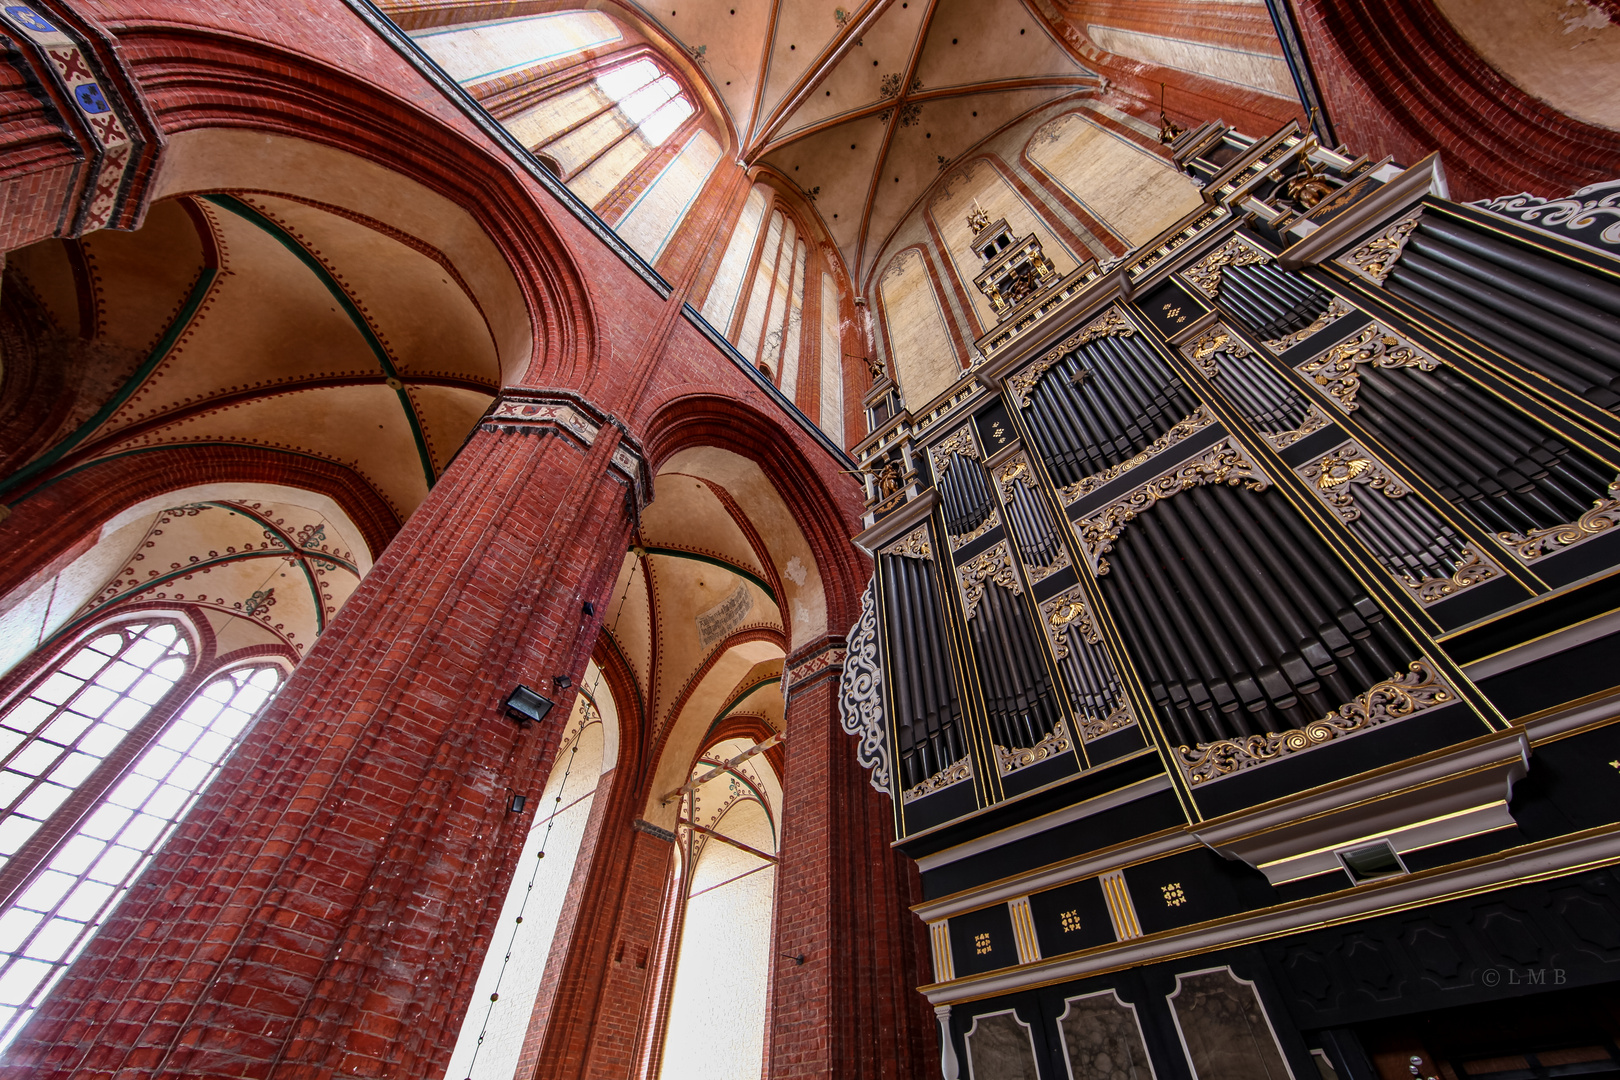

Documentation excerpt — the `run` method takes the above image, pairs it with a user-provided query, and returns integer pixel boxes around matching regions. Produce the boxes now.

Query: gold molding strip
[1175,660,1455,785]
[930,920,955,982]
[1100,870,1143,940]
[1009,897,1042,965]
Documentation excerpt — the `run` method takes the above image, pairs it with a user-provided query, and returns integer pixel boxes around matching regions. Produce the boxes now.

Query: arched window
[0,630,285,1048]
[442,672,617,1080]
[655,740,780,1080]
[736,209,808,384]
[505,55,696,208]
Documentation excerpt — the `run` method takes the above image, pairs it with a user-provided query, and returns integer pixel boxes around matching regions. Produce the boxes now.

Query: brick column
[0,391,645,1080]
[768,639,937,1079]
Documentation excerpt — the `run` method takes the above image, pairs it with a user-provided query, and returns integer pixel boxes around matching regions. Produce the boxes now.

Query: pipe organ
[842,119,1620,1080]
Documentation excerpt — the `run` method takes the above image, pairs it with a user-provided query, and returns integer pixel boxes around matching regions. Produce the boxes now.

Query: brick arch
[639,393,870,633]
[105,25,598,391]
[0,445,402,610]
[701,713,785,782]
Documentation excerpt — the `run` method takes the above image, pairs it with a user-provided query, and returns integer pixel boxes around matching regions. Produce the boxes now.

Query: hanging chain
[460,547,645,1079]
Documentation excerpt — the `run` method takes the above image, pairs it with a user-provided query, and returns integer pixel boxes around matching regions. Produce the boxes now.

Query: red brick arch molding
[1290,0,1620,202]
[639,393,873,635]
[3,3,602,390]
[0,444,402,611]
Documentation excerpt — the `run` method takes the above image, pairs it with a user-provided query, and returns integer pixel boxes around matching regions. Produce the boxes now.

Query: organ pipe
[880,552,966,789]
[1023,332,1201,487]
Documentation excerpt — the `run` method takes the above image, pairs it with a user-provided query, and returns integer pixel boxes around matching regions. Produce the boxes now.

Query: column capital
[486,388,651,510]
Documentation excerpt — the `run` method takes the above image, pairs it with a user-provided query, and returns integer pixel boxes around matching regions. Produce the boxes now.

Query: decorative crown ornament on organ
[966,200,1057,321]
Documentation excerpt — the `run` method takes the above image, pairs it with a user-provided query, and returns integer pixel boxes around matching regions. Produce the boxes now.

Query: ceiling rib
[854,0,941,277]
[743,0,898,159]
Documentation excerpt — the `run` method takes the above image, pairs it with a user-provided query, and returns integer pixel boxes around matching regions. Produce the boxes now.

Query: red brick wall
[1289,0,1620,202]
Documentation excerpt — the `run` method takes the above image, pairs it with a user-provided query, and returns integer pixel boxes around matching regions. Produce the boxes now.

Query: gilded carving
[957,540,1020,620]
[1184,326,1245,377]
[1081,701,1136,742]
[1297,324,1438,412]
[1041,587,1100,659]
[1408,547,1499,604]
[949,507,1000,551]
[1335,206,1423,286]
[901,754,973,803]
[929,423,979,472]
[1181,235,1270,299]
[1007,308,1135,408]
[1075,442,1270,575]
[1259,404,1331,450]
[1263,297,1351,353]
[1025,545,1070,583]
[1499,476,1620,561]
[1176,660,1454,784]
[994,719,1072,775]
[996,454,1036,502]
[1299,443,1409,522]
[1059,407,1216,505]
[881,524,933,560]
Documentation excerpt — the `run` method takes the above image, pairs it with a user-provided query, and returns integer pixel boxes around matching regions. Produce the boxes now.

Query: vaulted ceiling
[618,0,1097,283]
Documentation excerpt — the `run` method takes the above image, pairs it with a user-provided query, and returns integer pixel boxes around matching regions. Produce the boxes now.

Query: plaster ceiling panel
[647,555,781,730]
[657,446,829,644]
[642,635,783,826]
[753,1,853,126]
[912,0,1087,92]
[762,117,887,267]
[204,608,287,657]
[771,0,930,136]
[109,384,433,521]
[643,472,770,579]
[606,553,653,699]
[239,195,503,388]
[403,384,496,474]
[99,204,381,436]
[77,200,205,357]
[628,0,770,136]
[860,88,1058,282]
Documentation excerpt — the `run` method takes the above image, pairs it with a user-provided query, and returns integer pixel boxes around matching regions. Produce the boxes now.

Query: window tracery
[0,625,284,1048]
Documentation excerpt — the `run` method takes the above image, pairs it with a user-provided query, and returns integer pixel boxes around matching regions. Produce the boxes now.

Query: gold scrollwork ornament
[1006,308,1135,407]
[957,540,1021,620]
[1182,235,1270,299]
[1499,476,1620,561]
[901,755,973,803]
[1076,442,1270,575]
[1336,206,1423,286]
[1176,660,1453,784]
[881,524,933,560]
[1060,407,1215,504]
[994,719,1072,775]
[1297,324,1438,412]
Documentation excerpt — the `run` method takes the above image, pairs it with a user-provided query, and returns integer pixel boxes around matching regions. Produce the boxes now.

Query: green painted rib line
[201,194,439,491]
[640,546,777,602]
[0,268,217,501]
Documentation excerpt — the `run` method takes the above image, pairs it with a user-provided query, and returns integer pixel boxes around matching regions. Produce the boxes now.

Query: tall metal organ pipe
[1218,262,1333,342]
[880,552,966,789]
[1098,485,1416,747]
[968,582,1065,751]
[938,453,996,537]
[1348,364,1614,535]
[1023,332,1201,487]
[1386,215,1620,410]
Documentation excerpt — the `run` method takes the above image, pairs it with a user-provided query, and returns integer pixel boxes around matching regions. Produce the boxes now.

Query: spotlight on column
[554,675,572,690]
[508,793,527,814]
[504,684,554,729]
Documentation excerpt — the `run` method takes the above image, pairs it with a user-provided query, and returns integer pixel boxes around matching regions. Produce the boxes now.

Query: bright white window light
[0,624,191,879]
[0,664,283,1050]
[595,60,693,147]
